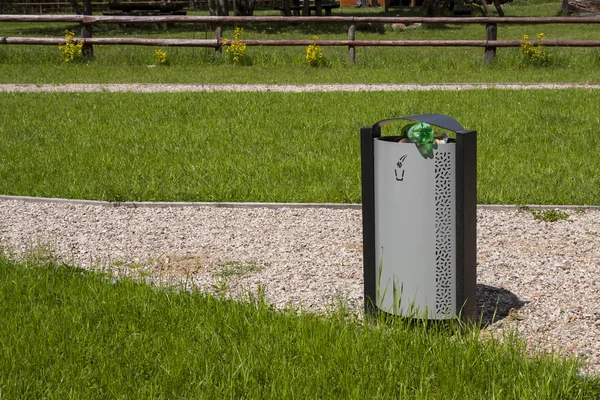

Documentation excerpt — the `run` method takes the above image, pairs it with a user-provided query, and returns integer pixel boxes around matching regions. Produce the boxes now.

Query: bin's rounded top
[374,114,464,133]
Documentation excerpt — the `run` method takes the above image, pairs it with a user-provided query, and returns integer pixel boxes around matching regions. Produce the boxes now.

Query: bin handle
[374,114,464,133]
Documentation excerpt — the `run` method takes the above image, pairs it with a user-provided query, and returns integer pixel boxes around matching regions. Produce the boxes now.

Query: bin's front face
[374,138,456,319]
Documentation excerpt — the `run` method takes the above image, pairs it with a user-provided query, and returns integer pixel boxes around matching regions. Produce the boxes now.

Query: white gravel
[2,83,600,93]
[1,199,599,375]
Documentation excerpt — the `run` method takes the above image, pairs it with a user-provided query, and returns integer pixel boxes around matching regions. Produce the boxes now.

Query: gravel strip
[2,83,600,93]
[1,199,599,375]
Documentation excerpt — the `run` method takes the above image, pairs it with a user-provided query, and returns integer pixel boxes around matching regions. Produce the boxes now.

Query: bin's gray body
[374,140,456,318]
[361,114,477,321]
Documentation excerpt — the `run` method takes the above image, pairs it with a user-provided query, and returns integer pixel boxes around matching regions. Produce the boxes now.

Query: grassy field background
[1,0,600,83]
[1,89,599,205]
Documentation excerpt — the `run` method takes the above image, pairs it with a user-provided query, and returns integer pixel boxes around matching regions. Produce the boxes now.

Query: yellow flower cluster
[521,33,551,65]
[154,49,168,66]
[58,30,83,63]
[305,36,325,67]
[223,27,247,66]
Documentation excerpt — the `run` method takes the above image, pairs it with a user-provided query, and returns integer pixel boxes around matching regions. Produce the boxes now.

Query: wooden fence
[1,15,600,63]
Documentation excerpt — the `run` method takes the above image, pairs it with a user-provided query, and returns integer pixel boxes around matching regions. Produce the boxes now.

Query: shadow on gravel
[477,284,528,327]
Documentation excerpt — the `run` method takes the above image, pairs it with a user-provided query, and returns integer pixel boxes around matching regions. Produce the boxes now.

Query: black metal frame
[455,128,477,322]
[360,114,477,321]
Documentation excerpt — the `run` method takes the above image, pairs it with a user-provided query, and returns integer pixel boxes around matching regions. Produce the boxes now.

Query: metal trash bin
[360,114,477,321]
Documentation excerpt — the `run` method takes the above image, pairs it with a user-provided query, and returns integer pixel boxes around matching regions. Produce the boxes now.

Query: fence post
[348,24,356,64]
[214,23,222,54]
[81,15,93,60]
[484,23,497,64]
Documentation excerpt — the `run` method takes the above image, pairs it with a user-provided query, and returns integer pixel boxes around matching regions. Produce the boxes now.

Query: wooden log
[235,39,507,46]
[3,15,600,25]
[484,22,496,63]
[239,16,599,24]
[4,35,600,65]
[0,14,84,22]
[348,24,355,64]
[13,2,106,5]
[0,37,219,47]
[143,16,595,24]
[250,39,479,46]
[4,37,600,48]
[227,39,600,47]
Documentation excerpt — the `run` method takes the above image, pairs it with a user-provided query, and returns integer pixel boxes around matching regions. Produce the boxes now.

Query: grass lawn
[1,89,599,205]
[1,255,599,399]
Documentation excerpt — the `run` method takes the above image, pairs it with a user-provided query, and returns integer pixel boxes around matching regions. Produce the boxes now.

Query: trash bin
[360,114,477,321]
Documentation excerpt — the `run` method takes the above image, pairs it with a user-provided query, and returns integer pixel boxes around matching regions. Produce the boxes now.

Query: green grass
[214,260,264,278]
[530,208,571,222]
[1,89,600,205]
[1,1,600,83]
[1,255,599,399]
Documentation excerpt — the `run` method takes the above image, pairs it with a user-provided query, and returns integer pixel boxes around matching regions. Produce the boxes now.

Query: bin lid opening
[374,114,464,133]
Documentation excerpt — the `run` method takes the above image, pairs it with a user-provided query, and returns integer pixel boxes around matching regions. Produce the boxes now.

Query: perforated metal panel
[434,150,456,317]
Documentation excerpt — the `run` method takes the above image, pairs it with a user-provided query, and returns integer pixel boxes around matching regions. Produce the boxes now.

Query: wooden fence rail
[1,15,600,63]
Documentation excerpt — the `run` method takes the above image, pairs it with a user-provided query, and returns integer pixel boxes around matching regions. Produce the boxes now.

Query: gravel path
[1,199,599,375]
[2,83,600,93]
